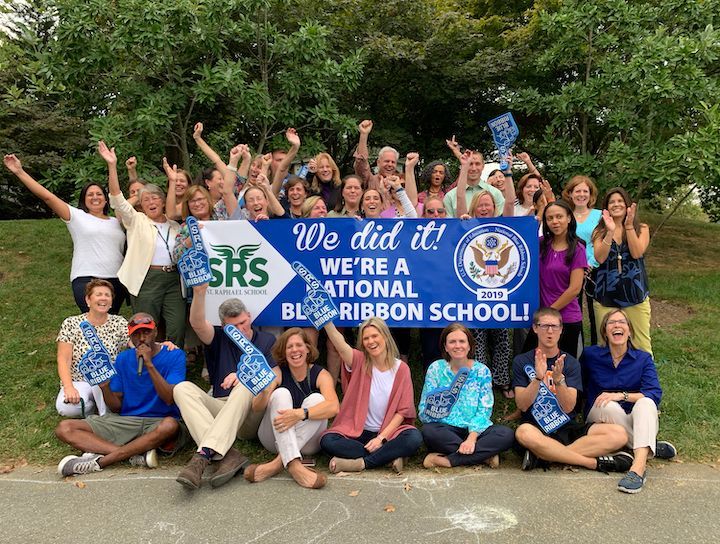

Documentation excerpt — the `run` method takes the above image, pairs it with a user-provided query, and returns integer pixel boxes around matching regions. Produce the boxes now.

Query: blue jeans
[320,428,423,469]
[422,423,515,466]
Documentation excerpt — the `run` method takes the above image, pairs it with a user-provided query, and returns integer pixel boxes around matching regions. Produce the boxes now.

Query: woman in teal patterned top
[419,324,515,469]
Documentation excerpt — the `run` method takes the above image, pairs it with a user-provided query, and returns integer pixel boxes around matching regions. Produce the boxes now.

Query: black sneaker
[521,449,537,471]
[655,440,677,459]
[596,452,634,473]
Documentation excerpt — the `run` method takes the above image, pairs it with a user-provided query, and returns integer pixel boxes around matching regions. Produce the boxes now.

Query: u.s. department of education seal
[454,223,531,299]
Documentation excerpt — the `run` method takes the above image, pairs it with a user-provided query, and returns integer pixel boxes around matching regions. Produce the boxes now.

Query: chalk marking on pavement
[241,500,350,544]
[142,521,186,544]
[425,505,519,540]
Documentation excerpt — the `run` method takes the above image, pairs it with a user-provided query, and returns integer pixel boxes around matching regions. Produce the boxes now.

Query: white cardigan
[110,193,180,296]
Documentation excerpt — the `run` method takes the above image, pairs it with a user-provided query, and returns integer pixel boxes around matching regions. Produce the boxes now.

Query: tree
[35,0,364,181]
[508,0,720,202]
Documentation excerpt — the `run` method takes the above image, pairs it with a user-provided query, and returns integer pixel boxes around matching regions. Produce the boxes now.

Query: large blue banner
[200,217,539,328]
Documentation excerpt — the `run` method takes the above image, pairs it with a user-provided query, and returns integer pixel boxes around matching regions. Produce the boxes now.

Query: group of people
[4,117,669,494]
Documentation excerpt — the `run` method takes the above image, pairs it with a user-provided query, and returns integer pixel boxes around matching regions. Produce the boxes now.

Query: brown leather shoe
[210,448,249,488]
[176,454,209,490]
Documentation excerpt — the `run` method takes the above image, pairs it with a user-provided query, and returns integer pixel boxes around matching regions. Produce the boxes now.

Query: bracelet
[396,187,406,193]
[556,377,566,386]
[625,227,634,231]
[380,436,388,444]
[602,239,612,247]
[622,391,629,402]
[504,173,513,177]
[226,165,238,172]
[535,375,543,382]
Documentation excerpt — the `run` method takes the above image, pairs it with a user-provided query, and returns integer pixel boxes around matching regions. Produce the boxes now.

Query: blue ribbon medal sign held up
[77,321,116,385]
[488,112,519,170]
[223,324,275,395]
[423,367,470,421]
[292,261,339,330]
[524,364,571,434]
[178,216,214,287]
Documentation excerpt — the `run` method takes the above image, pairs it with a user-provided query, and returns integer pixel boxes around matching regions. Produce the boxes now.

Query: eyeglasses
[535,323,562,331]
[425,208,447,215]
[607,319,628,326]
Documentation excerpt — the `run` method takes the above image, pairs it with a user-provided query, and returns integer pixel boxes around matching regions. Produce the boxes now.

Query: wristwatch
[303,408,309,421]
[622,391,629,402]
[380,437,388,444]
[556,377,566,386]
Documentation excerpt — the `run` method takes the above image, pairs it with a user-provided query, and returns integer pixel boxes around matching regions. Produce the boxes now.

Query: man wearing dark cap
[55,313,186,476]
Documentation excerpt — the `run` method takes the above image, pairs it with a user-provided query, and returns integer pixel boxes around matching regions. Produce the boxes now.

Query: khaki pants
[587,397,658,456]
[257,389,327,467]
[593,297,652,356]
[173,381,262,457]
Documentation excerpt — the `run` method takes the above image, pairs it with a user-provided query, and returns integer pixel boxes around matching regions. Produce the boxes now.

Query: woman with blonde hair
[320,317,422,473]
[307,152,342,210]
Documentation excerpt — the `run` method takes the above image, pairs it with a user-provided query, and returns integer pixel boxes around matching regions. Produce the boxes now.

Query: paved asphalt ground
[1,461,718,543]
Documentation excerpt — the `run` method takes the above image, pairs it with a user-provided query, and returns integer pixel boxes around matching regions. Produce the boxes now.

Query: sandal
[243,464,259,483]
[501,386,515,399]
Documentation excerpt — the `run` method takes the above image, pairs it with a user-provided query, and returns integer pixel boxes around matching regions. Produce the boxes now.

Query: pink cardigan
[323,349,417,441]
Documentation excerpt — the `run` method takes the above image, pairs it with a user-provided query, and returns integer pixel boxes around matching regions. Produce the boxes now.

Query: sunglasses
[128,316,154,328]
[425,208,447,215]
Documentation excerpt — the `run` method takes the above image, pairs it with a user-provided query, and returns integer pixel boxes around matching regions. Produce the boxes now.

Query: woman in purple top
[525,200,587,358]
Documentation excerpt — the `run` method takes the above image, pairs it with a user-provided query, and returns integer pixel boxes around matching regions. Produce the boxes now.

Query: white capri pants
[587,397,658,457]
[56,381,107,417]
[257,388,327,467]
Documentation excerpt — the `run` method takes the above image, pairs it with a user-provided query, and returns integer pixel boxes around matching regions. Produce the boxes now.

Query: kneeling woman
[420,324,515,468]
[581,309,672,494]
[247,328,339,489]
[320,318,422,473]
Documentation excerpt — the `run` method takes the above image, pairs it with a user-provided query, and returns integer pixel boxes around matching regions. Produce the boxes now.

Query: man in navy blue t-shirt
[513,307,632,474]
[56,313,186,476]
[173,283,276,490]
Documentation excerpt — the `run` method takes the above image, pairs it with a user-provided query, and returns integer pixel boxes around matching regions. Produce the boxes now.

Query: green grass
[0,214,719,465]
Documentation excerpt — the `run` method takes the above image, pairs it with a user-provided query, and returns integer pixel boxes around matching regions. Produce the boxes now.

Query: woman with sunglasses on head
[100,141,186,348]
[55,279,129,417]
[246,328,339,489]
[3,151,127,314]
[320,317,422,474]
[591,188,652,355]
[580,309,675,494]
[420,324,515,469]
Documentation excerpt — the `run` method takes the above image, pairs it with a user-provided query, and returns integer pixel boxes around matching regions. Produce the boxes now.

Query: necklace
[290,366,311,396]
[611,352,626,366]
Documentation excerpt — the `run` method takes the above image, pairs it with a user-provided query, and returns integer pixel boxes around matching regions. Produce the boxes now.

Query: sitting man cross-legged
[55,313,186,476]
[513,307,633,474]
[173,282,276,490]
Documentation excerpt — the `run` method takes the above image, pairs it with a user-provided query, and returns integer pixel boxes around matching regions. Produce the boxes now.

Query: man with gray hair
[353,119,400,191]
[173,282,275,490]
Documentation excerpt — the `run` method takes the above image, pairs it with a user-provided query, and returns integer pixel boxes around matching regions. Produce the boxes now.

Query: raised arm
[383,175,417,218]
[220,145,243,217]
[163,158,182,220]
[592,210,615,264]
[403,152,419,207]
[125,156,139,184]
[501,156,516,217]
[238,144,252,178]
[354,120,373,187]
[255,173,285,217]
[623,204,650,258]
[98,141,121,196]
[445,135,463,161]
[271,128,300,196]
[517,151,540,176]
[189,283,216,345]
[3,154,71,221]
[322,322,354,368]
[193,122,226,171]
[455,150,471,218]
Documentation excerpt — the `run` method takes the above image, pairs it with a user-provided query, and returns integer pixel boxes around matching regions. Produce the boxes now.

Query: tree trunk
[651,182,697,241]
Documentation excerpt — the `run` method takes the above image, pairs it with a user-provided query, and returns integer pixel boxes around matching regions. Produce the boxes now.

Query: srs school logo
[454,223,530,297]
[209,243,269,288]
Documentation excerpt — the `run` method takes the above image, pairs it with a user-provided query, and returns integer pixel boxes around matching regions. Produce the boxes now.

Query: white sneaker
[58,454,103,476]
[129,449,158,469]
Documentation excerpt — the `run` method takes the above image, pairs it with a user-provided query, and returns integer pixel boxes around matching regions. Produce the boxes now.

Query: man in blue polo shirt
[513,307,633,473]
[55,313,186,476]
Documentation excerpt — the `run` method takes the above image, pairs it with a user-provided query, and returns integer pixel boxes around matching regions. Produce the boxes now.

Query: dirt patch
[651,298,694,330]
